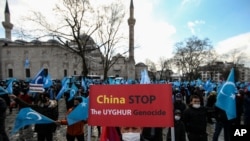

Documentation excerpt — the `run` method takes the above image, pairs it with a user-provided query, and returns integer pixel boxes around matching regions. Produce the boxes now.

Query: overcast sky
[0,0,250,67]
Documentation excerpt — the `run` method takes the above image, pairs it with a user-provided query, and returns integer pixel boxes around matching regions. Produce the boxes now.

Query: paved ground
[5,99,224,141]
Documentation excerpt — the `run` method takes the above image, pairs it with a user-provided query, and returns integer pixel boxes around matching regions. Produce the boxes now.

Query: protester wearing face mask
[120,127,143,141]
[183,95,208,141]
[167,109,186,141]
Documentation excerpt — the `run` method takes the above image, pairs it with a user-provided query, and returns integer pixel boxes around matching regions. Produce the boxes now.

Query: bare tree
[158,57,173,80]
[144,59,156,80]
[145,59,156,72]
[173,36,213,80]
[23,0,104,76]
[95,1,126,80]
[228,48,247,65]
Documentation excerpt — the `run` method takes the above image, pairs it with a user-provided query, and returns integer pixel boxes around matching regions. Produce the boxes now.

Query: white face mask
[175,115,181,120]
[192,104,200,108]
[122,132,140,141]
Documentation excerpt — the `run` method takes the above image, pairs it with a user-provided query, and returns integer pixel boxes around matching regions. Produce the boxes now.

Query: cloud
[181,0,201,7]
[132,0,176,64]
[135,20,176,64]
[215,32,250,66]
[187,20,205,34]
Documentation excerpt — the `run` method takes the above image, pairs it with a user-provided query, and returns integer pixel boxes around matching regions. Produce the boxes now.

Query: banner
[88,84,174,127]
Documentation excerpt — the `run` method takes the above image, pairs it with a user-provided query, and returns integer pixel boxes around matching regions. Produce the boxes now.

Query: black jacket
[141,127,163,141]
[214,106,228,123]
[167,120,186,141]
[0,97,7,116]
[183,105,207,135]
[0,97,9,141]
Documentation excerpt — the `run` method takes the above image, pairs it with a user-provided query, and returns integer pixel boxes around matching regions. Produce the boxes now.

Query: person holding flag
[215,68,237,121]
[10,92,58,141]
[212,68,238,141]
[56,96,87,141]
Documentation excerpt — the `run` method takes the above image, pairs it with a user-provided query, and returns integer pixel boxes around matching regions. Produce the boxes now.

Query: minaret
[127,0,136,80]
[2,0,13,40]
[128,0,136,63]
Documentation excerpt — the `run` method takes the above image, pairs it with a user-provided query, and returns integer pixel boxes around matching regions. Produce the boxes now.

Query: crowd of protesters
[1,78,250,141]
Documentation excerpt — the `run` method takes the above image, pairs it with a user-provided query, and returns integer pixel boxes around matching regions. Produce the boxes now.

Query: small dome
[31,39,41,43]
[79,34,95,45]
[47,39,59,43]
[15,39,27,44]
[0,38,12,42]
[136,62,147,67]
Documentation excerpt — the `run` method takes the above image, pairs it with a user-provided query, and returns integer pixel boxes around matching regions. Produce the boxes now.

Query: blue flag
[0,86,8,95]
[140,69,150,84]
[204,79,213,94]
[56,78,69,100]
[247,85,250,91]
[195,78,203,87]
[61,77,68,86]
[68,84,78,101]
[215,68,237,120]
[24,58,30,68]
[6,79,13,94]
[108,77,115,85]
[43,74,53,88]
[12,107,55,134]
[31,68,44,84]
[81,77,88,93]
[173,80,181,88]
[67,97,89,125]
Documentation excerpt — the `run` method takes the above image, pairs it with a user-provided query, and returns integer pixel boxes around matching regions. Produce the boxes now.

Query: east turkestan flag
[215,68,237,120]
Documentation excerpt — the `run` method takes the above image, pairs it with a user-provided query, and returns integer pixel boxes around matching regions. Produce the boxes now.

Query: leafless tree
[226,48,247,65]
[158,57,173,80]
[173,36,213,80]
[23,0,106,76]
[145,59,156,73]
[95,1,126,80]
[144,59,156,80]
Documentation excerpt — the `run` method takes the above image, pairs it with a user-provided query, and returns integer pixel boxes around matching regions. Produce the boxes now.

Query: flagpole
[171,127,175,141]
[87,125,91,141]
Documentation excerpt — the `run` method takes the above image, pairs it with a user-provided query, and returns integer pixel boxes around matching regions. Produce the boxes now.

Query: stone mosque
[0,0,147,81]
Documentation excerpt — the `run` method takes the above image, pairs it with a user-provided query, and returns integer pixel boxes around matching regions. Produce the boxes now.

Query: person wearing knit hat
[174,93,186,114]
[167,109,186,141]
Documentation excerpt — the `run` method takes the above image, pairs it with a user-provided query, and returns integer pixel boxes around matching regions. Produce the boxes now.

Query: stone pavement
[5,99,224,141]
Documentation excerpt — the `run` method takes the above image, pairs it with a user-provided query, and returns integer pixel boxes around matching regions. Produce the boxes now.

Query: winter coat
[183,105,207,135]
[141,127,163,141]
[0,97,9,141]
[167,120,186,141]
[0,97,7,117]
[60,107,85,136]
